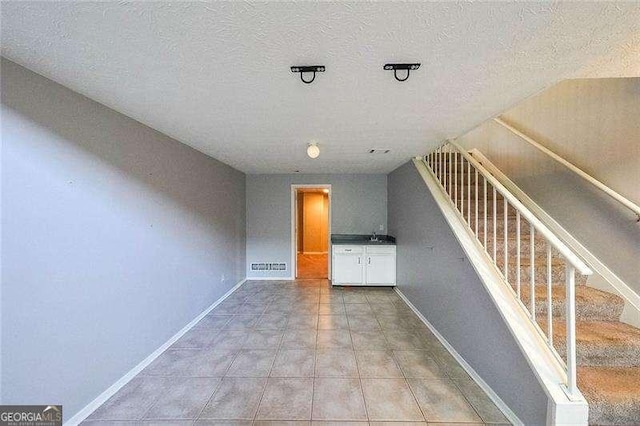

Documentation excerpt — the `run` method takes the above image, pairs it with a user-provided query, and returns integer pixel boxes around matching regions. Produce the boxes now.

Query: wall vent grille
[250,262,287,271]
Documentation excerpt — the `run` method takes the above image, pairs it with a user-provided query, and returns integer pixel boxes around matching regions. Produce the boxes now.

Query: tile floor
[82,279,510,425]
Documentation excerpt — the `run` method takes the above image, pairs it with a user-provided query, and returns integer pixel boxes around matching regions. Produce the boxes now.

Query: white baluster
[516,211,521,298]
[448,149,453,196]
[467,161,471,224]
[454,151,458,208]
[530,224,536,321]
[504,198,508,279]
[461,157,465,219]
[493,186,497,262]
[483,177,487,250]
[565,264,578,397]
[547,244,553,346]
[475,168,478,236]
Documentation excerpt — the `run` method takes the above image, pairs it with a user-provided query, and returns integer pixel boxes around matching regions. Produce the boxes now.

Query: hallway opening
[294,186,330,279]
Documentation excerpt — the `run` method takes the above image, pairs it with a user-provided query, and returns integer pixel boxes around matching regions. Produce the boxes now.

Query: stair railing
[424,140,592,399]
[494,117,640,222]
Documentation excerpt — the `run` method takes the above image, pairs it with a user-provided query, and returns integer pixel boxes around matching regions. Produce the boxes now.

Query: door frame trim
[291,184,332,279]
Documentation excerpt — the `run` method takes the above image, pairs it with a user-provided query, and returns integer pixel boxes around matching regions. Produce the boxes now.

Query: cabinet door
[365,254,396,285]
[333,254,364,285]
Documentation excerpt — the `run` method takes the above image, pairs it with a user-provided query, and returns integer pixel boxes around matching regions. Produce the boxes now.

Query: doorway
[292,185,331,279]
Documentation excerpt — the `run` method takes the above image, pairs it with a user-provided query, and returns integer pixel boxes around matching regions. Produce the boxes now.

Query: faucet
[370,231,379,242]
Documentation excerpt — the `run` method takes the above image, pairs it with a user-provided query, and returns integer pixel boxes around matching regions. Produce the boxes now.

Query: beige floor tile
[369,422,427,426]
[171,325,220,349]
[256,313,289,330]
[347,314,382,331]
[312,378,367,421]
[345,303,374,315]
[209,330,249,350]
[319,303,346,315]
[225,349,276,377]
[316,329,353,349]
[256,378,313,420]
[453,376,509,423]
[89,282,507,425]
[144,377,219,419]
[407,378,482,423]
[287,314,319,330]
[199,377,266,420]
[361,378,424,422]
[350,330,389,350]
[225,315,260,330]
[86,377,167,420]
[282,329,317,349]
[242,329,283,349]
[315,349,358,377]
[317,315,349,330]
[270,349,315,377]
[355,350,403,378]
[392,350,446,379]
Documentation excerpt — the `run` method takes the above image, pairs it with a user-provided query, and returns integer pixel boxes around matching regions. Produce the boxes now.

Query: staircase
[425,144,640,424]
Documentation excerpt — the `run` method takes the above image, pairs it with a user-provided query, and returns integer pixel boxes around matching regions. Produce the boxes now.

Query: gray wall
[1,58,246,420]
[458,78,640,294]
[388,161,548,425]
[247,174,387,278]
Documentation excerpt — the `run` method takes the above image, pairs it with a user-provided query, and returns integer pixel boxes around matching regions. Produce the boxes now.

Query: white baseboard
[247,276,294,281]
[394,287,523,426]
[65,278,247,426]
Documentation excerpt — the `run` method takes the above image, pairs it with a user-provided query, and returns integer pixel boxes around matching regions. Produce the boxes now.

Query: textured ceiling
[2,2,639,174]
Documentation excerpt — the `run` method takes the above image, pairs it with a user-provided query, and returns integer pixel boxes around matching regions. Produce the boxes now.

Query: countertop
[331,234,396,245]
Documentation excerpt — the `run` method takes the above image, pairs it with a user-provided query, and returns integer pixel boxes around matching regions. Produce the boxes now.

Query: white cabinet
[332,246,364,285]
[332,244,396,286]
[365,246,396,285]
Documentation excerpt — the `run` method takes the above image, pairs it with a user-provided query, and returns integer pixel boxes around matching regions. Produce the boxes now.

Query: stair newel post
[547,243,553,346]
[565,264,578,398]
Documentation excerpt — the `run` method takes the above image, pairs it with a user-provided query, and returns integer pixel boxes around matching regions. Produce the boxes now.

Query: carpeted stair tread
[578,366,640,424]
[514,285,624,321]
[541,320,640,367]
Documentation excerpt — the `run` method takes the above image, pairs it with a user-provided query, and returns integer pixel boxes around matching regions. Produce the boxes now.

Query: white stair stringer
[412,158,589,425]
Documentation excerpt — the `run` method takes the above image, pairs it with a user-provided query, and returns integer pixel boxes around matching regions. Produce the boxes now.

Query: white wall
[247,174,387,278]
[1,59,246,420]
[458,78,640,294]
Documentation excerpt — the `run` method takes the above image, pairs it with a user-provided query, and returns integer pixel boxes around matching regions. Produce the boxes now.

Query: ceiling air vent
[250,262,287,271]
[369,149,391,154]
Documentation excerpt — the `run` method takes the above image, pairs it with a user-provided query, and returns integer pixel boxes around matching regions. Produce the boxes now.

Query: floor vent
[250,262,287,271]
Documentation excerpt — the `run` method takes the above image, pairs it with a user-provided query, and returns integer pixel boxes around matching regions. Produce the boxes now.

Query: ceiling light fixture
[307,143,320,159]
[383,63,421,82]
[291,65,325,84]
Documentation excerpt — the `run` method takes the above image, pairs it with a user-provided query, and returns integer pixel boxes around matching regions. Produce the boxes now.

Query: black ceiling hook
[384,63,421,82]
[291,65,325,84]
